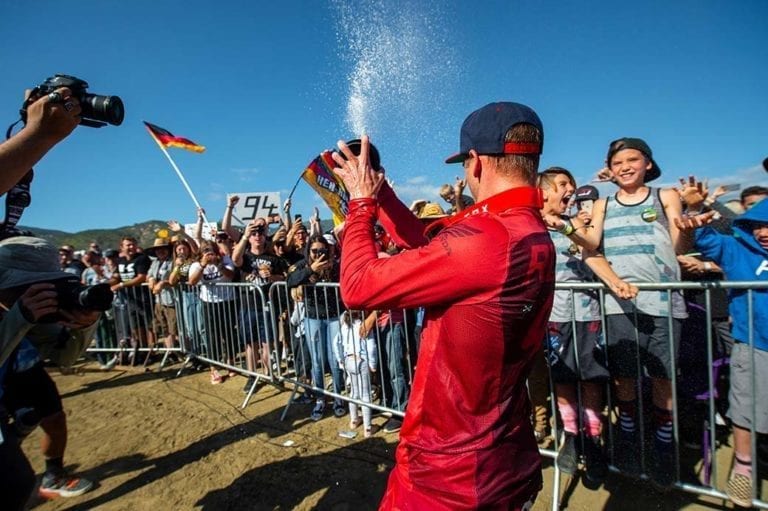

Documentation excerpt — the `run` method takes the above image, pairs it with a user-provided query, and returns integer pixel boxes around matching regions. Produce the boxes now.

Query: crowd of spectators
[52,155,768,505]
[537,142,768,507]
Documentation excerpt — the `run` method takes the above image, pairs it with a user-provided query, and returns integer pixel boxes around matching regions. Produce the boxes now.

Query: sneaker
[39,473,93,499]
[310,402,325,421]
[650,444,676,488]
[294,393,314,404]
[333,403,347,418]
[99,356,117,371]
[727,473,753,508]
[242,377,256,394]
[583,435,608,487]
[383,418,403,434]
[556,432,579,475]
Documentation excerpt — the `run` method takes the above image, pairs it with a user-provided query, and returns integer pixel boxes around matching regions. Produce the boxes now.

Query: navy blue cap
[445,102,543,164]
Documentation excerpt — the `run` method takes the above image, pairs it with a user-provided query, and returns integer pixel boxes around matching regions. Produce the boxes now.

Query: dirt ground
[20,361,747,511]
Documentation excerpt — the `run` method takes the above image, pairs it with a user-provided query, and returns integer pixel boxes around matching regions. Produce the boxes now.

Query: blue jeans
[305,317,343,406]
[180,290,203,354]
[381,322,409,412]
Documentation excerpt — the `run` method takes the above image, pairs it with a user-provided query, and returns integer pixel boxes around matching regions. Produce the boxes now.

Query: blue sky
[2,0,766,235]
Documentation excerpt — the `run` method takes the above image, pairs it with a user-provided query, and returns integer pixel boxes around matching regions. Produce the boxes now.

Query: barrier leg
[175,354,195,378]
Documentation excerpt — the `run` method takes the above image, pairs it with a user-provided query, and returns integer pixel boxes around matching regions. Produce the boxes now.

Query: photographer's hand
[0,87,81,196]
[18,283,58,323]
[25,87,81,142]
[57,308,100,329]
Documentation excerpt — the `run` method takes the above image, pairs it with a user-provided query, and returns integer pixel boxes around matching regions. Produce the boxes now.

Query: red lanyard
[425,186,543,238]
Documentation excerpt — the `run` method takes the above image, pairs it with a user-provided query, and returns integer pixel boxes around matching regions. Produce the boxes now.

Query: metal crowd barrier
[85,284,184,369]
[544,281,768,510]
[84,279,768,509]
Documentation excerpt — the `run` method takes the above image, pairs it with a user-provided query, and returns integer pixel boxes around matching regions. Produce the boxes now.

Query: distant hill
[19,221,170,251]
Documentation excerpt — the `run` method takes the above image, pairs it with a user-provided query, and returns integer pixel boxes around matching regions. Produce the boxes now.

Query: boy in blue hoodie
[676,197,768,507]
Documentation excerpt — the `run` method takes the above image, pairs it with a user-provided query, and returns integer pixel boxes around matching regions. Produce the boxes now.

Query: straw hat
[418,202,449,220]
[145,238,172,257]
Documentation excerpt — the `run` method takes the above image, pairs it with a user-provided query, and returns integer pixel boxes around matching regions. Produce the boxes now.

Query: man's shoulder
[440,212,542,250]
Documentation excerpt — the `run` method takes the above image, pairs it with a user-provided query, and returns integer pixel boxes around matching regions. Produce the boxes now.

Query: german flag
[302,151,349,226]
[144,121,205,153]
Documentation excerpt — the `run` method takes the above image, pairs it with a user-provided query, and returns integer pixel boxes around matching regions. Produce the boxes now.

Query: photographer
[0,87,81,197]
[0,237,100,507]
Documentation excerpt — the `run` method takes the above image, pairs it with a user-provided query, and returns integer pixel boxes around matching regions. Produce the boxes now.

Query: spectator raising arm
[222,195,242,243]
[167,219,199,254]
[309,207,322,237]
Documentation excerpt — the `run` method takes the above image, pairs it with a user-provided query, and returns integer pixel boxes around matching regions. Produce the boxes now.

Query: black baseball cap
[338,138,381,171]
[606,137,661,183]
[574,185,599,202]
[445,102,543,164]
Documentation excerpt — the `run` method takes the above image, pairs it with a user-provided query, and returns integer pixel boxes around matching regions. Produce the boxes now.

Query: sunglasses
[250,225,266,235]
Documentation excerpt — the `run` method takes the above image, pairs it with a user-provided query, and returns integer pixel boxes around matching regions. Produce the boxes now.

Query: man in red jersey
[333,102,555,510]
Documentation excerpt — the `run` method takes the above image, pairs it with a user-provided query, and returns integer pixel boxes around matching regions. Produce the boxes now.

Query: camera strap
[0,169,33,238]
[2,106,38,239]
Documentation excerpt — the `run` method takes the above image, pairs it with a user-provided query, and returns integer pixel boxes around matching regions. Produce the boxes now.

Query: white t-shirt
[189,256,235,303]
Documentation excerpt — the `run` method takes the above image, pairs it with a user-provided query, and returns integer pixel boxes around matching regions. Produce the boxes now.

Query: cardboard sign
[185,222,218,241]
[228,192,282,225]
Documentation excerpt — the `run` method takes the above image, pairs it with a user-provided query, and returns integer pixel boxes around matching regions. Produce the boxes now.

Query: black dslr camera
[39,275,114,323]
[21,74,124,128]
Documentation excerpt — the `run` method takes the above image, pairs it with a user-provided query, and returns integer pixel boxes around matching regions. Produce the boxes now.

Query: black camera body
[21,74,124,128]
[39,275,114,323]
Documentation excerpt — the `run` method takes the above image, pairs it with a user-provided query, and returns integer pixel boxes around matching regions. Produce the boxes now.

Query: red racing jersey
[340,189,555,510]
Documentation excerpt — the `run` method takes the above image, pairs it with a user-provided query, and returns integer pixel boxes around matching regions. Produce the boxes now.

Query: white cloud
[230,167,261,183]
[206,191,224,202]
[391,174,443,206]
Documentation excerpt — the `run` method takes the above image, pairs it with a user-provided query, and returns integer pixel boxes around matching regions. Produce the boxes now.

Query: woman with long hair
[287,234,346,420]
[188,240,237,384]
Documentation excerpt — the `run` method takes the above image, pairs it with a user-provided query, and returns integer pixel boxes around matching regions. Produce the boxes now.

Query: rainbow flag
[144,121,205,153]
[302,151,349,225]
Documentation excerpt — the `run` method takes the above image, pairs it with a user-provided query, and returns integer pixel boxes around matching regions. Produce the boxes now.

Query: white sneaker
[99,356,117,371]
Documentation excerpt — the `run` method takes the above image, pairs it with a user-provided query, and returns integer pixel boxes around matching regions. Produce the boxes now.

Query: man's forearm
[0,128,58,195]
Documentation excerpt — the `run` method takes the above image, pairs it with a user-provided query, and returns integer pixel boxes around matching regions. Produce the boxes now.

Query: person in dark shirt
[58,245,85,277]
[109,237,153,362]
[287,234,347,421]
[232,218,287,391]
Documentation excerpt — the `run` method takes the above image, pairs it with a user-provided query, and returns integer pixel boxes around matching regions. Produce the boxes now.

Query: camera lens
[78,283,114,311]
[79,93,124,126]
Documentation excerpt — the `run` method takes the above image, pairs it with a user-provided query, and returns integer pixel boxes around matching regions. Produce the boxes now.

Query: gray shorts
[547,320,608,383]
[728,343,768,434]
[605,313,681,379]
